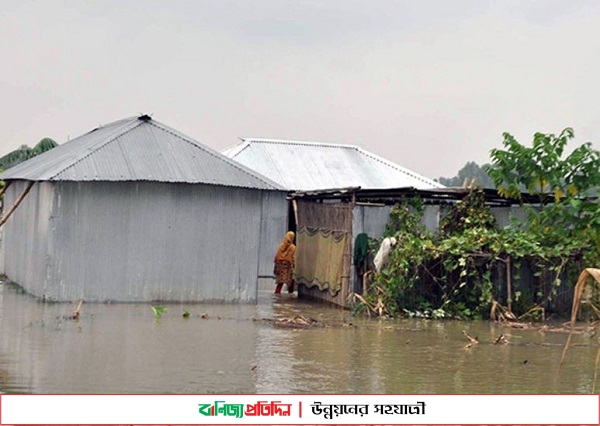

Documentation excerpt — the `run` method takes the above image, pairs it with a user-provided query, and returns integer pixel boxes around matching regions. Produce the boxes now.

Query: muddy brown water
[0,282,596,394]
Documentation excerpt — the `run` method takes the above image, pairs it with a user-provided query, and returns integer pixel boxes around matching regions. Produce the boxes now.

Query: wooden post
[340,204,352,308]
[0,181,35,228]
[292,199,299,228]
[506,257,512,312]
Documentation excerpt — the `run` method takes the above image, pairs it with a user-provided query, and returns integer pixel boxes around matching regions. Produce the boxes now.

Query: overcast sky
[1,0,599,179]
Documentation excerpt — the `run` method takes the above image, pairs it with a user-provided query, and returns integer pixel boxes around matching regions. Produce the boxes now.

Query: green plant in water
[182,310,191,318]
[151,306,166,319]
[358,127,599,320]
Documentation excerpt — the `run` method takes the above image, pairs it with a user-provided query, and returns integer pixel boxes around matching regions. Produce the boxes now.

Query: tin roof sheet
[222,138,444,191]
[0,117,282,191]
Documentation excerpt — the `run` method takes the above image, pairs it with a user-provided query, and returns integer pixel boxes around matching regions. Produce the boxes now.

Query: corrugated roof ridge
[242,138,359,150]
[79,116,138,138]
[148,121,282,190]
[221,139,251,158]
[355,146,444,188]
[0,117,138,181]
[52,118,143,180]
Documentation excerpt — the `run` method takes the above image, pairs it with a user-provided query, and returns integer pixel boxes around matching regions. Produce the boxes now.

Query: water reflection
[0,283,596,394]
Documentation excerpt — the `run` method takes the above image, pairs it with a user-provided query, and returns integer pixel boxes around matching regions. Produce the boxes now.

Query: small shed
[0,115,287,303]
[289,187,535,307]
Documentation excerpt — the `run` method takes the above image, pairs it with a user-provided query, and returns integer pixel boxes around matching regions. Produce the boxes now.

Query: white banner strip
[1,394,598,424]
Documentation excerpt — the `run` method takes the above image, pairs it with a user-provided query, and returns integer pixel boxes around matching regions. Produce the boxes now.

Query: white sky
[1,0,599,179]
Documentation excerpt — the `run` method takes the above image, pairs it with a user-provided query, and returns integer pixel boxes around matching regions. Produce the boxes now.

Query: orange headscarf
[275,231,296,263]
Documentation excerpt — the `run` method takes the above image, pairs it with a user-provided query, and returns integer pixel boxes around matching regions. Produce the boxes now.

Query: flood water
[0,282,596,394]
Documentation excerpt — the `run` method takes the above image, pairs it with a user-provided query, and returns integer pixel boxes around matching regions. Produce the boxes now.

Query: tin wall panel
[1,181,55,296]
[5,181,266,303]
[257,191,288,278]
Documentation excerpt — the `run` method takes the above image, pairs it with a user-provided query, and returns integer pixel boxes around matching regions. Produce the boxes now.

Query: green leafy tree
[0,145,34,170]
[32,137,58,155]
[485,128,600,257]
[438,161,495,188]
[0,137,58,170]
[486,128,599,201]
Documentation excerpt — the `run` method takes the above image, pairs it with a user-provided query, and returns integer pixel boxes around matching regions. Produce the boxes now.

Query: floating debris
[490,300,517,322]
[505,322,529,329]
[494,334,509,345]
[256,315,327,329]
[59,300,83,320]
[71,300,83,320]
[462,330,479,345]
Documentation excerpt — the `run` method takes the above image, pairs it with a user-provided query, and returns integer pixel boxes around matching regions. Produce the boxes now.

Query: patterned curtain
[295,227,347,295]
[294,200,351,296]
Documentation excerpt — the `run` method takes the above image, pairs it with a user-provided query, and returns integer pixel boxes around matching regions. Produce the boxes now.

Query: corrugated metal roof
[222,138,444,191]
[0,116,283,191]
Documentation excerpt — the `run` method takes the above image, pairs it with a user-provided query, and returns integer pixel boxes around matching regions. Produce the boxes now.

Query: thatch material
[559,268,600,392]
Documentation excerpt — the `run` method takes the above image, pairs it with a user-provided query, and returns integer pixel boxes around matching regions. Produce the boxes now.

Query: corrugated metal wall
[351,204,440,240]
[352,205,391,239]
[257,191,288,278]
[2,181,55,295]
[491,205,529,228]
[3,181,282,303]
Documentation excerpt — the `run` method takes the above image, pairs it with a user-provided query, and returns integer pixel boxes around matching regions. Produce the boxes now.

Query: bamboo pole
[593,346,600,394]
[0,181,13,200]
[506,257,512,312]
[0,181,35,228]
[355,201,386,207]
[341,230,351,307]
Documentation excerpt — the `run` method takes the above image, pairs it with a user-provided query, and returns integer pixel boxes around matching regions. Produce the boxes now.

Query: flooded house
[0,115,287,303]
[222,138,444,306]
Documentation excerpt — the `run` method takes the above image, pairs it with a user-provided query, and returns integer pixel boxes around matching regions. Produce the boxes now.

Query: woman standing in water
[273,231,296,294]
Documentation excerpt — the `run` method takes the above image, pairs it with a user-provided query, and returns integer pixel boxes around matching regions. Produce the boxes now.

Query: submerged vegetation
[560,268,600,392]
[358,128,600,320]
[150,305,166,319]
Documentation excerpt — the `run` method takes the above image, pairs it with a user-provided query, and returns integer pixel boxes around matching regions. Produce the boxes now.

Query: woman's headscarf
[275,231,296,263]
